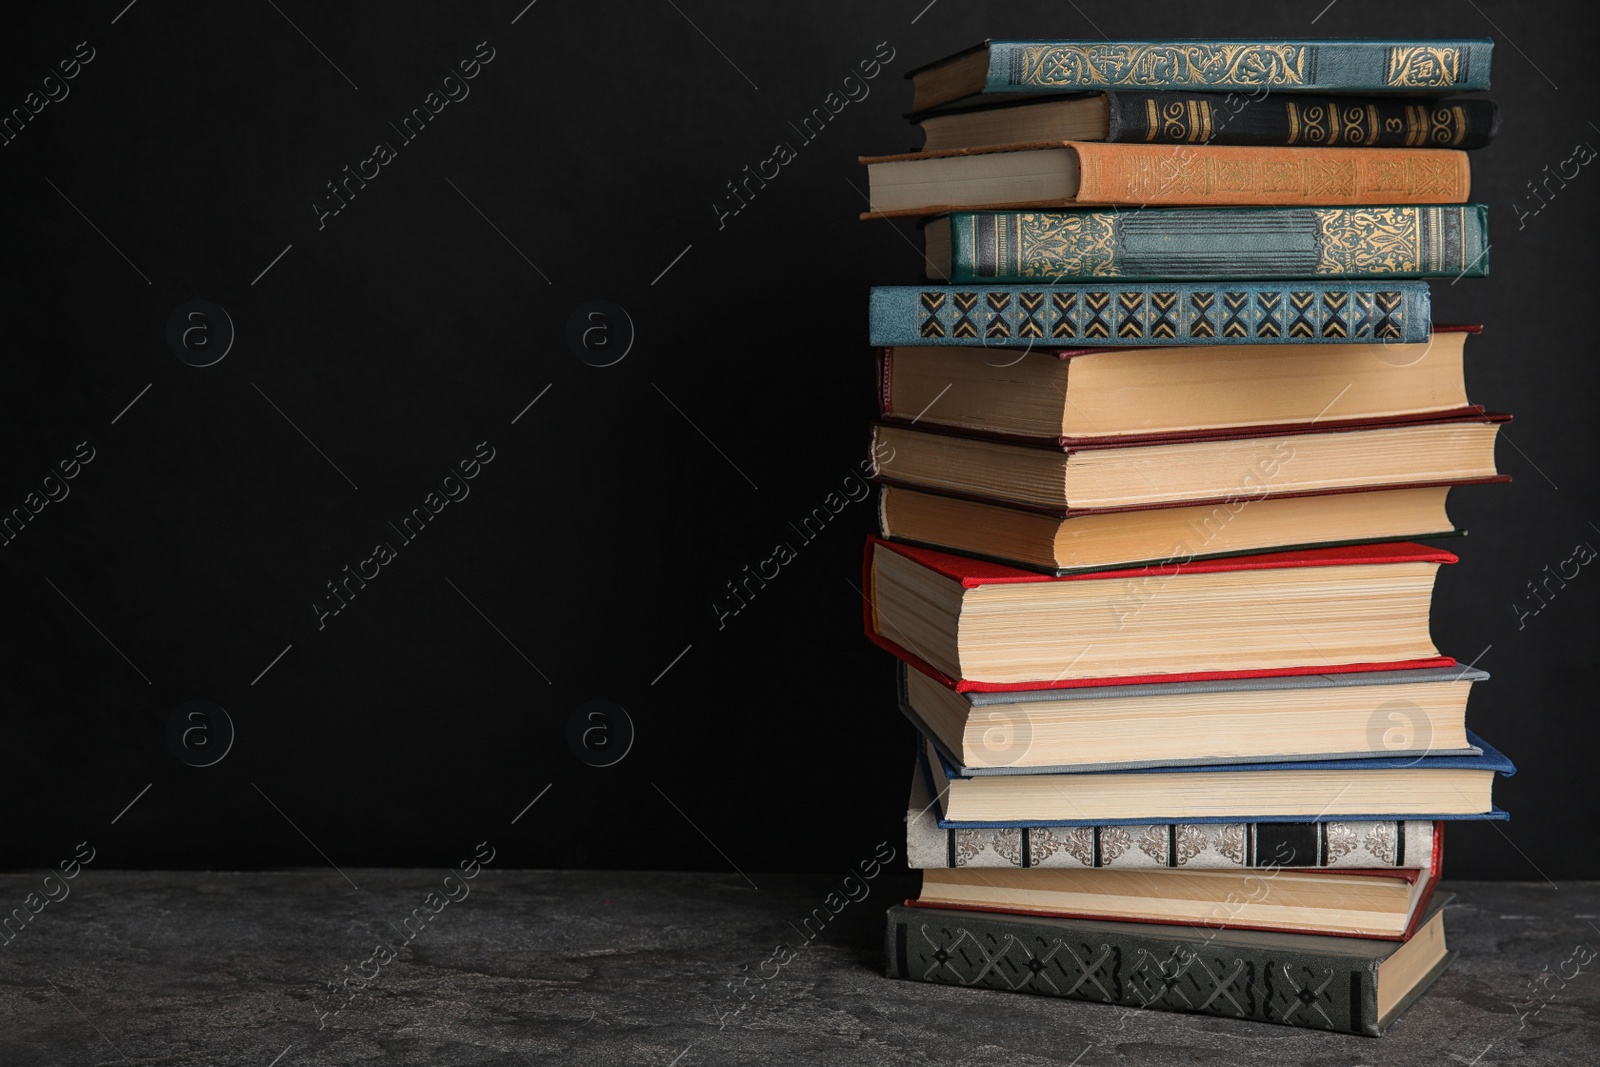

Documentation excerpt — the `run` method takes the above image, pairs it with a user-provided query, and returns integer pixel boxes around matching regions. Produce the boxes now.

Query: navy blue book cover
[921,732,1514,829]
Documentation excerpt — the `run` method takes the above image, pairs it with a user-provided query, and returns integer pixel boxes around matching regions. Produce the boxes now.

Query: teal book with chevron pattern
[868,282,1431,347]
[930,206,1489,282]
[910,40,1492,110]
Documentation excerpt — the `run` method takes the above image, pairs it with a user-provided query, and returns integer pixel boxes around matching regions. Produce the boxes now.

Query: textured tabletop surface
[2,870,1597,1066]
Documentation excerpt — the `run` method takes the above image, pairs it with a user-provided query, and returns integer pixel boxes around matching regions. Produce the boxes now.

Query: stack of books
[859,37,1514,1037]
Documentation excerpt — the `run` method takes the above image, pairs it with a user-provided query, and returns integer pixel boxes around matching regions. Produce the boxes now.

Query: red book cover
[903,822,1444,941]
[863,536,1458,692]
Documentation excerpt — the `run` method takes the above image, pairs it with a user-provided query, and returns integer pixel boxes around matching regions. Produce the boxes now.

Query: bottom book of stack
[885,895,1454,1037]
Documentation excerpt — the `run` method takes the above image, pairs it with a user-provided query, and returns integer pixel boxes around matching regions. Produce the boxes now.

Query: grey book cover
[905,763,1436,871]
[884,895,1457,1036]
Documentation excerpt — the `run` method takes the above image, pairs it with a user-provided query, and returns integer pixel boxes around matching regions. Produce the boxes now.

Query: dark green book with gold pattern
[913,93,1499,152]
[928,206,1488,283]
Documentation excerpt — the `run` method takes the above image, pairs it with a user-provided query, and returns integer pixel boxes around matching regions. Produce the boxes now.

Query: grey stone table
[2,870,1597,1066]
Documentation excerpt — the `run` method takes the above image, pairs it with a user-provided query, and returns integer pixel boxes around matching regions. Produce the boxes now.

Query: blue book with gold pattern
[909,40,1493,111]
[929,207,1489,282]
[869,282,1431,346]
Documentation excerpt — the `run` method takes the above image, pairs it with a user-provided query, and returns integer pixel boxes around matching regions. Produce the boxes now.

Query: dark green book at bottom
[885,895,1455,1037]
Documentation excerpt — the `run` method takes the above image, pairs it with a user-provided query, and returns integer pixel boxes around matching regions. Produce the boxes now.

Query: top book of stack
[909,39,1492,111]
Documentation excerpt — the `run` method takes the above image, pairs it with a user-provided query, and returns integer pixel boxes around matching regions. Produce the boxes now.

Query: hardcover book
[907,39,1493,111]
[927,206,1490,282]
[911,92,1500,152]
[878,327,1480,440]
[912,831,1443,938]
[868,281,1433,347]
[869,412,1506,512]
[898,660,1486,773]
[904,764,1441,870]
[920,734,1515,825]
[862,142,1471,216]
[864,536,1460,690]
[877,483,1484,575]
[883,895,1458,1036]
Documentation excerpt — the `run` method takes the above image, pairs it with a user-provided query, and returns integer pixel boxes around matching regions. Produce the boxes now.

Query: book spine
[884,904,1382,1035]
[1104,93,1499,149]
[907,805,1436,870]
[1070,143,1471,206]
[868,282,1432,347]
[985,40,1491,94]
[947,206,1489,282]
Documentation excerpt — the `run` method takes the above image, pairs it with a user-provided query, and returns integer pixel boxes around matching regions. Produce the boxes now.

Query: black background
[0,0,1594,880]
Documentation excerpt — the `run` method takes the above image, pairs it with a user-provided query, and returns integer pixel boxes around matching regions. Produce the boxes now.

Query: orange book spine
[1069,142,1470,206]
